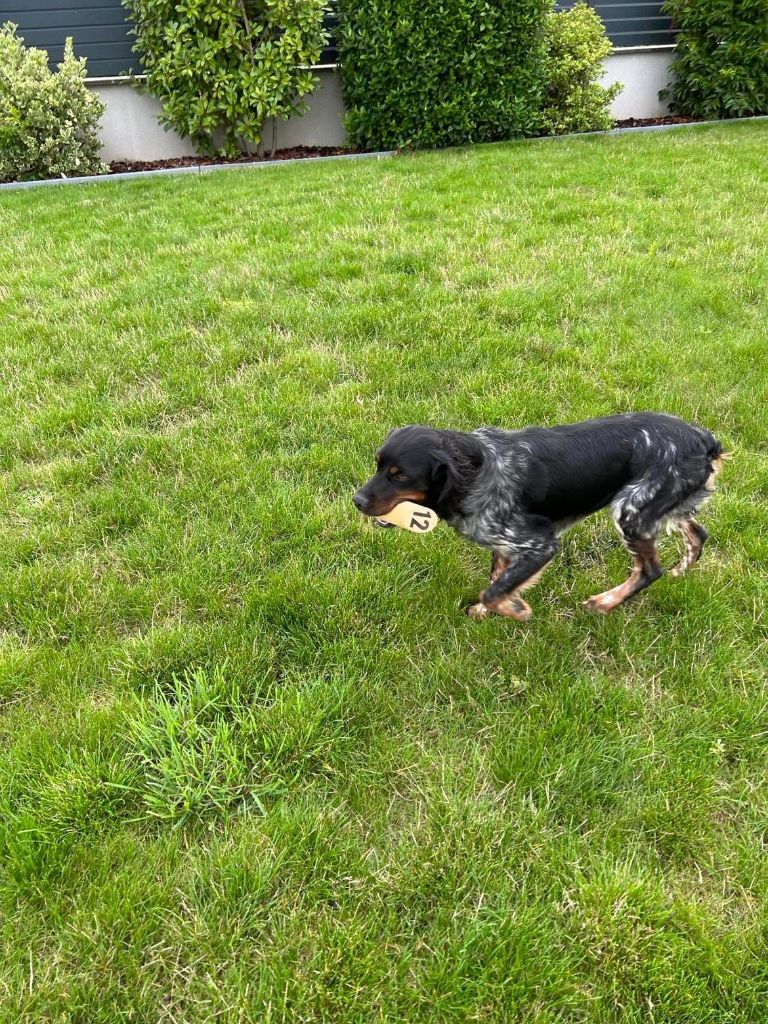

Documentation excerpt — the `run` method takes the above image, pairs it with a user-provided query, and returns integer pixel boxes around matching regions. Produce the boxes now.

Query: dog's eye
[392,472,410,482]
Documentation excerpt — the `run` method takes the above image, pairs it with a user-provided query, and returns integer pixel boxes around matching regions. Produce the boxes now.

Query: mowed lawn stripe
[0,123,767,1022]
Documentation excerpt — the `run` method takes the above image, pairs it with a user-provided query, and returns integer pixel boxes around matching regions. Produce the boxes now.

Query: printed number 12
[410,511,431,531]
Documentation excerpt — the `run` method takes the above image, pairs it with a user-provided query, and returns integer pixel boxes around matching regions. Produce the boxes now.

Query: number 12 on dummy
[376,501,439,533]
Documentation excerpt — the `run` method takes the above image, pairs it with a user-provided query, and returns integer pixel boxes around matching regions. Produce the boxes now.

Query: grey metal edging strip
[550,114,768,141]
[198,150,393,175]
[2,116,768,193]
[0,150,395,192]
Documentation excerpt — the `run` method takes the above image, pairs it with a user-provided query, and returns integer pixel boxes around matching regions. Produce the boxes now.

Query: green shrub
[661,0,768,119]
[540,1,621,136]
[0,23,106,184]
[123,0,328,158]
[336,0,552,151]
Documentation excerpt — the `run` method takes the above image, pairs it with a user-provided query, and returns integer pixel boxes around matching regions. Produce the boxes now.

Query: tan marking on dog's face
[361,490,428,517]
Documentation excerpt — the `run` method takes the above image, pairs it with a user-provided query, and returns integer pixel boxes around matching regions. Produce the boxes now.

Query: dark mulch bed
[105,117,767,175]
[613,115,707,129]
[108,146,357,174]
[109,122,694,175]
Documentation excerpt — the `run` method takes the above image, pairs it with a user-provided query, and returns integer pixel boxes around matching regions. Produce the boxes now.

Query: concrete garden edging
[2,116,767,193]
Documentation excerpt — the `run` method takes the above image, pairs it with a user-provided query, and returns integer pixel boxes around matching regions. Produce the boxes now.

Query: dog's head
[353,426,483,519]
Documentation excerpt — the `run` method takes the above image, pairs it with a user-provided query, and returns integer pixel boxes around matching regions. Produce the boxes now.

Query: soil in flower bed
[111,127,691,174]
[108,146,358,174]
[613,115,707,128]
[106,116,766,175]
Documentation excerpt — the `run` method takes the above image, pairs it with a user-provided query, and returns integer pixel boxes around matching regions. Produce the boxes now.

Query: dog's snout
[353,491,369,512]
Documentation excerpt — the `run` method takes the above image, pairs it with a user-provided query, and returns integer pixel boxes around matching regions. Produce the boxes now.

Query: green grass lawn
[1,123,767,1022]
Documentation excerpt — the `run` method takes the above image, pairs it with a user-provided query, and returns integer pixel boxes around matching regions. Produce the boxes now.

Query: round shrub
[123,0,328,157]
[662,0,768,119]
[540,1,622,136]
[336,0,552,151]
[0,23,106,184]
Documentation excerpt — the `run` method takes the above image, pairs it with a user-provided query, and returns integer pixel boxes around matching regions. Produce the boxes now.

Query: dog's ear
[431,433,484,505]
[432,459,458,504]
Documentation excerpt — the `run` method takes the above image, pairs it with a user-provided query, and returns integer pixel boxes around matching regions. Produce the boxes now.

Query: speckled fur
[354,413,724,618]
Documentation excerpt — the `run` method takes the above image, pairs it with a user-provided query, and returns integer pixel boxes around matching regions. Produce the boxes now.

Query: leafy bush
[661,0,768,118]
[540,1,621,135]
[336,0,552,151]
[123,0,328,157]
[0,23,106,184]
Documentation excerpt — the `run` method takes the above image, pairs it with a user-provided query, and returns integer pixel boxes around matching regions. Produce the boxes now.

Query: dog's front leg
[468,524,558,622]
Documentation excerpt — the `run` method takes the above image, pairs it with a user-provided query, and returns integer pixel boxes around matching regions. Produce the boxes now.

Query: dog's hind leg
[584,537,663,613]
[585,483,665,613]
[671,518,708,577]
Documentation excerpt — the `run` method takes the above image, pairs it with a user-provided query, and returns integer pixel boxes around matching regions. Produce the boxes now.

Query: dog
[353,413,724,620]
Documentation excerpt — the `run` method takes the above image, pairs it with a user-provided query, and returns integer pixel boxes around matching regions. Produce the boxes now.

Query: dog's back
[482,412,723,526]
[355,412,724,619]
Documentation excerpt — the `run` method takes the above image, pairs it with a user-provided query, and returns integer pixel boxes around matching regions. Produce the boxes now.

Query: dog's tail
[699,427,728,491]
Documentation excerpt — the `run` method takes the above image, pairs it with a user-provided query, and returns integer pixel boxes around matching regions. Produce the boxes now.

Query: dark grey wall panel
[559,1,675,47]
[1,0,669,79]
[1,0,137,77]
[2,1,338,77]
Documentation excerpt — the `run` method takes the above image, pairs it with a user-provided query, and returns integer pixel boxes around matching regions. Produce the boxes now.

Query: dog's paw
[495,597,533,622]
[467,598,533,622]
[583,594,614,614]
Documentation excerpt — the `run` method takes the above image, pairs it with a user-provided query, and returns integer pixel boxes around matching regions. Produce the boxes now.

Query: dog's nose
[353,492,369,512]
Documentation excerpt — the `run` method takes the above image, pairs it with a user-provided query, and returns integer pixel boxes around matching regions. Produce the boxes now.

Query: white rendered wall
[603,48,674,120]
[89,52,675,163]
[91,68,347,162]
[93,83,195,161]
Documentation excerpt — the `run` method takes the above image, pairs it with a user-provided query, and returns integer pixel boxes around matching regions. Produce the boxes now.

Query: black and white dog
[354,413,724,620]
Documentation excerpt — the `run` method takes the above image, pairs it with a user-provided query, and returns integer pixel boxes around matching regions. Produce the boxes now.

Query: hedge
[337,0,552,150]
[123,0,328,157]
[662,0,768,118]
